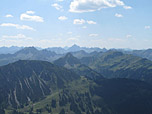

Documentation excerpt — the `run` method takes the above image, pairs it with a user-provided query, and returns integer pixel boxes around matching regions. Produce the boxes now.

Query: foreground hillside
[0,60,152,114]
[18,77,152,114]
[0,60,79,109]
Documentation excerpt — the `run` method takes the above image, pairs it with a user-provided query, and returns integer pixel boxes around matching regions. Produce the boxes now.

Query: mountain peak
[64,53,80,63]
[71,44,80,48]
[67,44,81,52]
[65,53,74,58]
[15,47,38,54]
[23,47,37,51]
[54,53,81,67]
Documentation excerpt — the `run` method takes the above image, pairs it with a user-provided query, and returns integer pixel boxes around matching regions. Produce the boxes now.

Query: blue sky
[0,0,152,49]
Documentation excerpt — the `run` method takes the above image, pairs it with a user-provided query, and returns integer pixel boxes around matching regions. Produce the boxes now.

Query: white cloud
[58,16,68,20]
[115,13,123,17]
[126,35,132,38]
[0,34,33,47]
[108,38,124,42]
[87,20,97,24]
[145,26,150,29]
[82,26,87,29]
[67,32,72,34]
[73,19,85,24]
[20,12,44,22]
[73,19,97,25]
[57,0,64,2]
[69,0,125,13]
[5,14,13,18]
[67,37,78,41]
[0,23,35,31]
[89,34,99,37]
[123,6,132,9]
[26,11,35,14]
[52,3,63,11]
[2,34,32,40]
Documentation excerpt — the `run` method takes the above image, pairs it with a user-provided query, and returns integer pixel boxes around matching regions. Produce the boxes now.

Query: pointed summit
[54,53,81,67]
[71,44,80,48]
[67,44,81,52]
[15,47,38,54]
[65,52,74,58]
[54,53,104,80]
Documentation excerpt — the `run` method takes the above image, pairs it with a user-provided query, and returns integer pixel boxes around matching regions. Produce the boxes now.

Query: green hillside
[54,53,104,80]
[80,50,152,83]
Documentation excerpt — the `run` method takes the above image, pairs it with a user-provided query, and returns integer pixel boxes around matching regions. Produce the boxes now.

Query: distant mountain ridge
[0,46,105,66]
[1,45,152,62]
[0,47,63,66]
[47,44,107,54]
[0,46,23,54]
[124,49,152,61]
[80,50,152,83]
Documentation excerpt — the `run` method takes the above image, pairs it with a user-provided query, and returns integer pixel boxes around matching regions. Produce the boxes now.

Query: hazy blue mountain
[46,47,66,54]
[0,47,63,66]
[67,44,106,53]
[71,50,91,59]
[0,46,103,66]
[67,44,81,52]
[46,44,107,54]
[71,50,103,59]
[125,49,152,61]
[0,46,23,54]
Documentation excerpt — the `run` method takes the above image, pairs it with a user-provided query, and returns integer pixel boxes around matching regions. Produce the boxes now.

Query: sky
[0,0,152,49]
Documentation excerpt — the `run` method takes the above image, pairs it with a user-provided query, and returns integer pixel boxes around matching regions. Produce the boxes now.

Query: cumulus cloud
[52,3,63,11]
[126,35,132,38]
[123,6,132,9]
[0,23,35,31]
[69,0,125,13]
[67,37,78,41]
[89,34,99,37]
[20,11,44,22]
[58,16,68,20]
[2,34,32,40]
[57,0,64,2]
[26,11,35,14]
[73,19,85,24]
[67,32,72,34]
[145,26,150,29]
[73,19,97,25]
[82,26,87,29]
[115,13,123,17]
[87,20,96,24]
[5,14,13,18]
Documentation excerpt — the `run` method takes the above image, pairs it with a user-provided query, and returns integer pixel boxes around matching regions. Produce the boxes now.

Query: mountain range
[0,46,104,66]
[54,53,104,80]
[1,46,152,113]
[80,50,152,83]
[47,44,106,54]
[1,45,152,62]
